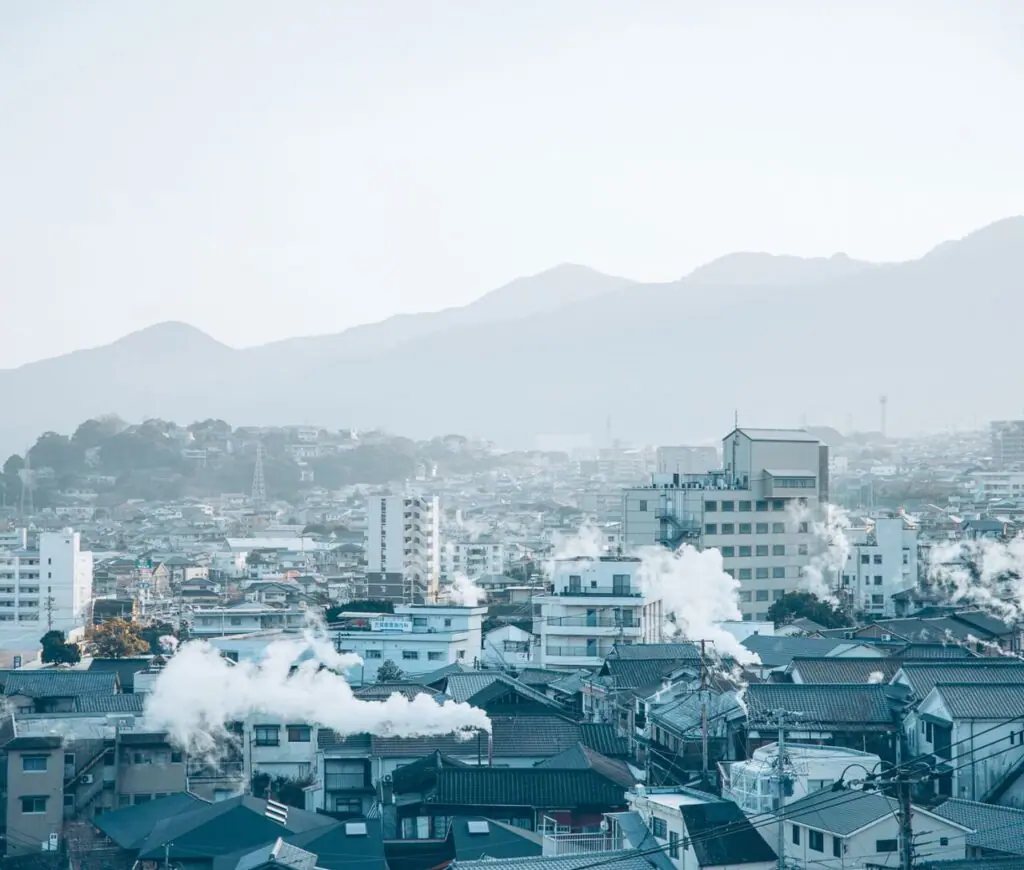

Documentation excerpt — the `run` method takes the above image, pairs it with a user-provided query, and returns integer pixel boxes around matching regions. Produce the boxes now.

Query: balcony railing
[559,587,640,597]
[545,645,606,658]
[552,616,638,628]
[542,832,624,856]
[187,760,244,779]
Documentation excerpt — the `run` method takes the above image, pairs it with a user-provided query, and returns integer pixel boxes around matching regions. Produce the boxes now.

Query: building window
[772,500,785,511]
[874,576,883,585]
[721,523,735,535]
[798,544,808,556]
[171,751,182,763]
[669,832,680,858]
[739,501,752,512]
[861,554,870,564]
[720,546,734,557]
[756,523,769,534]
[738,523,752,535]
[872,594,884,605]
[365,649,382,659]
[874,554,883,564]
[705,501,717,512]
[773,589,785,600]
[721,501,735,512]
[940,838,949,846]
[809,830,824,852]
[739,591,752,603]
[413,617,428,627]
[428,651,444,661]
[772,545,785,557]
[833,836,842,858]
[756,568,769,579]
[639,500,648,512]
[756,545,769,557]
[287,726,311,743]
[22,755,48,772]
[739,568,752,580]
[756,500,768,511]
[652,818,667,839]
[705,524,718,535]
[772,522,785,534]
[756,590,769,601]
[254,725,279,746]
[876,839,898,853]
[444,618,452,628]
[739,546,752,557]
[724,569,735,578]
[134,794,152,804]
[792,825,800,845]
[21,796,47,814]
[402,650,419,660]
[798,522,809,533]
[773,567,786,579]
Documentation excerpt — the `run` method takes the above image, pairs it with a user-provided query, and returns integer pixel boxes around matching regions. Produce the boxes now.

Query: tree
[3,454,24,477]
[250,772,312,810]
[767,592,852,630]
[89,618,151,658]
[40,630,81,665]
[376,659,404,682]
[139,621,181,654]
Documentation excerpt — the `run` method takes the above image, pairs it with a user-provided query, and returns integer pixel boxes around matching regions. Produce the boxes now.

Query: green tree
[3,454,24,477]
[29,432,82,473]
[250,772,312,810]
[767,592,852,629]
[72,415,125,449]
[89,618,151,658]
[139,621,181,654]
[40,630,81,665]
[375,659,404,682]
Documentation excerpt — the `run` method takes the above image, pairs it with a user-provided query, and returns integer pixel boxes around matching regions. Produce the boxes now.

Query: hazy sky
[1,0,1022,367]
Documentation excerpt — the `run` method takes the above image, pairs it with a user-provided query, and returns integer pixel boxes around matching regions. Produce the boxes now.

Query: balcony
[542,831,624,857]
[545,645,610,659]
[558,586,640,598]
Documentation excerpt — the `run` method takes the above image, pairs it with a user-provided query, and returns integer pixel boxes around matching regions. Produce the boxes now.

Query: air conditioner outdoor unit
[81,774,94,785]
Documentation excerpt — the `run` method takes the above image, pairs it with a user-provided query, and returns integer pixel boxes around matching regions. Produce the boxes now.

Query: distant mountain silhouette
[1,219,1021,454]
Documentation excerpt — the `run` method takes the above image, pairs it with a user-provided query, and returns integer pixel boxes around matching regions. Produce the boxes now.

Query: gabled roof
[353,682,440,702]
[450,817,543,863]
[433,768,629,810]
[932,683,1024,719]
[681,801,777,866]
[779,788,971,838]
[95,793,206,849]
[75,693,146,714]
[890,642,975,660]
[931,798,1024,855]
[277,818,387,870]
[788,657,900,685]
[445,672,559,709]
[86,657,152,690]
[740,635,852,667]
[535,743,636,788]
[391,750,469,793]
[4,670,116,699]
[746,684,895,729]
[894,662,1024,698]
[947,610,1016,638]
[609,643,701,661]
[450,852,662,870]
[579,723,631,759]
[373,715,581,759]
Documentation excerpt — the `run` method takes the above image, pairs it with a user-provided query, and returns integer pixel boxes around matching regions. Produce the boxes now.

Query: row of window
[792,824,906,855]
[739,589,787,603]
[729,567,790,581]
[254,725,312,746]
[706,499,801,512]
[706,522,808,536]
[650,819,682,858]
[721,544,802,558]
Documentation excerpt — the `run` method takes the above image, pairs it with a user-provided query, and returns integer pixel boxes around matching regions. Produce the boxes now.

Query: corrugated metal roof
[931,798,1024,855]
[934,683,1024,719]
[733,428,819,442]
[778,788,900,835]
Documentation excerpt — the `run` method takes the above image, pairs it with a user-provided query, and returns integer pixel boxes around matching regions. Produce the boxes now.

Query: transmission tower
[251,442,267,505]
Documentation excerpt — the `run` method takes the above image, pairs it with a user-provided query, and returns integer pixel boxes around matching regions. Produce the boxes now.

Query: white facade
[482,624,534,669]
[532,557,662,669]
[189,603,308,637]
[0,528,28,551]
[623,428,826,621]
[439,540,505,582]
[721,743,881,814]
[0,529,92,647]
[365,495,440,603]
[969,470,1024,501]
[840,517,918,617]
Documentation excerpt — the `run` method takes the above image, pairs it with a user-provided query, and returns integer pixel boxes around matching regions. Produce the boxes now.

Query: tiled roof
[789,657,900,685]
[681,801,777,866]
[740,635,851,667]
[778,788,900,835]
[890,643,975,660]
[933,683,1024,719]
[450,852,657,870]
[352,682,439,701]
[515,668,575,687]
[868,618,979,644]
[535,743,636,788]
[391,750,469,793]
[317,731,371,752]
[450,817,543,863]
[609,643,701,661]
[949,611,1017,638]
[579,723,631,759]
[931,798,1024,855]
[433,768,629,810]
[75,693,147,713]
[94,793,205,849]
[445,673,556,708]
[603,659,686,692]
[372,715,581,758]
[746,684,895,728]
[894,663,1024,698]
[4,671,116,699]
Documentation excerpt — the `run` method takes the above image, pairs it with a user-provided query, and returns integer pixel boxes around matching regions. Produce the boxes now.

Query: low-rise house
[190,603,308,637]
[930,798,1024,858]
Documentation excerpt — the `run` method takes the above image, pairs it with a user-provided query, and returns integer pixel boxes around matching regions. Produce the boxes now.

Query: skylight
[467,820,490,835]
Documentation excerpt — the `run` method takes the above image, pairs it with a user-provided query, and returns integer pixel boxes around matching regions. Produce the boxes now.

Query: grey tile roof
[681,801,777,866]
[234,839,317,870]
[94,793,205,849]
[579,723,631,759]
[434,768,628,811]
[86,657,152,690]
[451,852,659,870]
[931,798,1024,855]
[894,663,1024,698]
[891,643,976,660]
[789,657,900,685]
[534,743,636,788]
[746,683,895,728]
[4,670,116,698]
[740,635,851,667]
[352,682,439,701]
[450,817,543,863]
[75,693,147,713]
[779,788,901,835]
[445,672,556,708]
[317,731,372,752]
[602,659,685,692]
[372,715,581,758]
[609,643,701,661]
[949,611,1017,638]
[933,683,1024,719]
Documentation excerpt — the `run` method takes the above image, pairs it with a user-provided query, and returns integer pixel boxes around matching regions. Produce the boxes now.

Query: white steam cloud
[926,537,1024,620]
[448,572,485,606]
[868,671,885,684]
[635,544,757,665]
[551,523,607,561]
[159,635,179,654]
[144,623,490,755]
[792,502,851,603]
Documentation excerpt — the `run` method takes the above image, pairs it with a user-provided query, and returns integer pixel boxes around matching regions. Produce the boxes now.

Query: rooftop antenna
[879,395,888,439]
[734,410,739,430]
[251,441,267,506]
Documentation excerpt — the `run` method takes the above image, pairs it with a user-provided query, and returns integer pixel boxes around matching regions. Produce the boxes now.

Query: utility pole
[44,590,55,631]
[699,639,709,782]
[775,718,787,870]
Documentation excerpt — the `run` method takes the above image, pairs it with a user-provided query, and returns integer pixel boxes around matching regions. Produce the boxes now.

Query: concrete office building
[364,495,440,603]
[623,428,828,621]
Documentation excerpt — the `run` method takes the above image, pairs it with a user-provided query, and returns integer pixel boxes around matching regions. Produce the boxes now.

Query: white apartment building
[969,470,1024,501]
[365,495,440,603]
[0,530,93,648]
[0,528,28,550]
[840,517,918,617]
[623,428,828,621]
[532,557,662,669]
[189,602,308,637]
[439,539,505,583]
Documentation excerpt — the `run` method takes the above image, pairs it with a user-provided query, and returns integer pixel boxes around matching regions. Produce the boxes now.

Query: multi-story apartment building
[365,495,440,603]
[0,527,28,550]
[532,556,662,669]
[188,602,309,637]
[623,428,827,621]
[840,516,918,617]
[439,539,505,583]
[991,420,1024,467]
[0,529,93,648]
[968,470,1024,502]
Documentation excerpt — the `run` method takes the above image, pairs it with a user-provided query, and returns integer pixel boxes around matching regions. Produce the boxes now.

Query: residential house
[777,788,969,869]
[482,625,534,670]
[930,799,1024,858]
[787,656,901,685]
[739,635,884,678]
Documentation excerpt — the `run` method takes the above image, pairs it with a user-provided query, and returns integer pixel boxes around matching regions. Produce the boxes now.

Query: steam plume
[792,502,851,603]
[926,537,1024,620]
[448,572,485,606]
[144,627,490,755]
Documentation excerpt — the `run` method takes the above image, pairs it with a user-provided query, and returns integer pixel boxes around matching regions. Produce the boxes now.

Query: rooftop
[932,683,1024,719]
[729,428,820,443]
[931,799,1024,855]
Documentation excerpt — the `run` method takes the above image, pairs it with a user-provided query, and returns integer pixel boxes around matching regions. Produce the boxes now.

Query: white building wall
[841,518,917,617]
[482,624,534,669]
[365,495,440,602]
